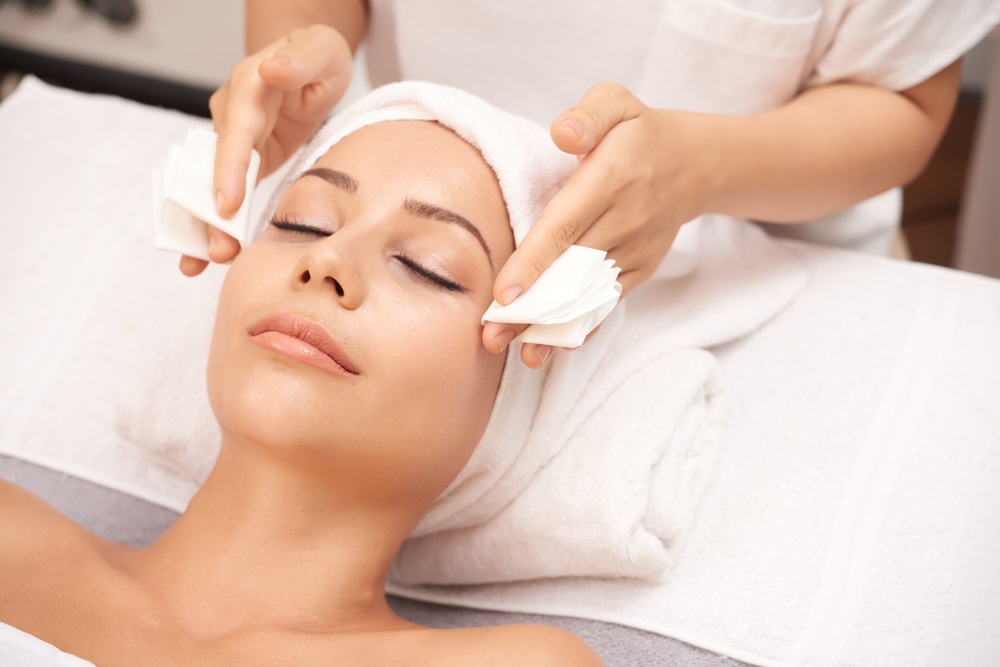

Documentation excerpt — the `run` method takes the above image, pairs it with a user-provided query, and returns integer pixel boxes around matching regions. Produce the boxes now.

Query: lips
[248,312,359,378]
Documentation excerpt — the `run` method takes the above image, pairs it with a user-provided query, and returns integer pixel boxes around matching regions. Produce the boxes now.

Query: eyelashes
[395,254,463,292]
[269,216,464,293]
[270,215,332,237]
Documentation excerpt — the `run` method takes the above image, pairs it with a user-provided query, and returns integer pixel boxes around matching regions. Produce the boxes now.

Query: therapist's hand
[179,24,353,277]
[482,82,717,367]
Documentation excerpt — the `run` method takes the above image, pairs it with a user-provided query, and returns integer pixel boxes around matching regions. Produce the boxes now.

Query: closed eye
[270,216,332,237]
[272,216,463,292]
[396,255,464,293]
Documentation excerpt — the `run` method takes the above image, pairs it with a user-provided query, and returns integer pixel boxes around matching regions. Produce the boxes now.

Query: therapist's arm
[708,62,961,222]
[487,61,962,368]
[246,0,366,54]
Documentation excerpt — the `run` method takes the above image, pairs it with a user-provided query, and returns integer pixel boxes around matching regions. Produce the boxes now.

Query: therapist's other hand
[181,24,353,276]
[484,82,716,367]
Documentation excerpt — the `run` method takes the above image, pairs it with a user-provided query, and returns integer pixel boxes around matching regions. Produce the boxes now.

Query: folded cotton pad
[152,128,261,260]
[482,245,622,347]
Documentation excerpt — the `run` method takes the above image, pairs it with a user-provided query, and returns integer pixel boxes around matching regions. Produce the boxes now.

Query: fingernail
[208,233,219,257]
[536,345,553,366]
[560,118,586,142]
[271,57,292,66]
[501,285,522,306]
[216,190,227,213]
[495,328,516,352]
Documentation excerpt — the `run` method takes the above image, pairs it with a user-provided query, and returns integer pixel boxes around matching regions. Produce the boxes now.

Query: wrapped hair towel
[117,81,807,584]
[255,81,576,245]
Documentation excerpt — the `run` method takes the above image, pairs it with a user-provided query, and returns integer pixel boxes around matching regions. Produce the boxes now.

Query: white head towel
[257,81,576,246]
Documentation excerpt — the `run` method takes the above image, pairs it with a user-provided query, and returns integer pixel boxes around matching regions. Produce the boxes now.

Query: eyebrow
[401,198,493,265]
[298,168,359,194]
[298,167,494,265]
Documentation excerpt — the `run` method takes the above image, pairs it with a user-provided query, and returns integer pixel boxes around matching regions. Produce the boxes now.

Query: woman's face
[207,120,513,502]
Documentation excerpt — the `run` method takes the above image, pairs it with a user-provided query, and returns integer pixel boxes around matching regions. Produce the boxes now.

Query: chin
[208,351,347,453]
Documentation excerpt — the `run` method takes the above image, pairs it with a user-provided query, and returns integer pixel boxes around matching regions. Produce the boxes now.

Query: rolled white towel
[392,338,725,584]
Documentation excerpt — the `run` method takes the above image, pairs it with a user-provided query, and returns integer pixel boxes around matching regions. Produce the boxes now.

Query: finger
[262,71,350,172]
[482,321,530,354]
[615,264,658,299]
[213,92,281,218]
[577,228,666,281]
[572,204,647,258]
[493,164,611,305]
[521,344,553,369]
[212,55,284,218]
[208,228,242,264]
[258,25,353,93]
[550,82,645,156]
[179,255,209,277]
[208,82,229,134]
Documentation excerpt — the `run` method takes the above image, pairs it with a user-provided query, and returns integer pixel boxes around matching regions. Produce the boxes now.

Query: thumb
[491,160,606,305]
[550,82,644,155]
[257,25,353,93]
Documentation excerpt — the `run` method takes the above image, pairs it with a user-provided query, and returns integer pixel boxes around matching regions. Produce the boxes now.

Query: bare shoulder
[445,623,605,667]
[0,478,97,577]
[0,476,78,534]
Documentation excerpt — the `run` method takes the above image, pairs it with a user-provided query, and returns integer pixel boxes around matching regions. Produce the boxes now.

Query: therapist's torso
[368,0,865,124]
[363,0,995,255]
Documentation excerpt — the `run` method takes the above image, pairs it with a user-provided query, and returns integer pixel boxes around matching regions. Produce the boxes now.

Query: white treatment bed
[1,77,998,667]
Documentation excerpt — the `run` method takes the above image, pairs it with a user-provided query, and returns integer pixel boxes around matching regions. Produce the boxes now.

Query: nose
[292,237,365,310]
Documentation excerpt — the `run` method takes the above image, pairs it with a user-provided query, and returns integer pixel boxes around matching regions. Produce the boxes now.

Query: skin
[194,1,962,371]
[0,121,604,667]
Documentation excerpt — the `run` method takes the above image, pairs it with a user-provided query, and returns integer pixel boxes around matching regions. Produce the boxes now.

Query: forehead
[313,120,514,261]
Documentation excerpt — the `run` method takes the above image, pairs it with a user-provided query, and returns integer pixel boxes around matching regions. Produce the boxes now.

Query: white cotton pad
[152,157,210,260]
[152,128,260,259]
[482,245,622,348]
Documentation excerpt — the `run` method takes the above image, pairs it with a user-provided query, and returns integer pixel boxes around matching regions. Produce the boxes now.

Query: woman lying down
[0,83,724,665]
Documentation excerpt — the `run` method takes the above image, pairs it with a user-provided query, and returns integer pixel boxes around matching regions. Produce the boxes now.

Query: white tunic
[365,0,1000,254]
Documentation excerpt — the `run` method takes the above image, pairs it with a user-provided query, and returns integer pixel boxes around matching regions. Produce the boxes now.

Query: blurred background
[0,0,997,277]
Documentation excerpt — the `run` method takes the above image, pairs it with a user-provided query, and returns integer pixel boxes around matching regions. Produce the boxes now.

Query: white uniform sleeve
[809,0,1000,91]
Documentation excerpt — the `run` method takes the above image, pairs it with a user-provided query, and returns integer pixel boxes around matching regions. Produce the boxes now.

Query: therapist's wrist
[650,107,727,223]
[692,110,767,220]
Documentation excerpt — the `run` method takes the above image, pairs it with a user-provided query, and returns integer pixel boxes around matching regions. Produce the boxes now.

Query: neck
[126,434,425,636]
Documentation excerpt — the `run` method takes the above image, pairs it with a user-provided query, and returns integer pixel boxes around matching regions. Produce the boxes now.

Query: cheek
[364,293,504,468]
[375,294,498,395]
[206,245,294,439]
[206,259,254,436]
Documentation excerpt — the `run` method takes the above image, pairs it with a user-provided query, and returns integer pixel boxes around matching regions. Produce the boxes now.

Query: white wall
[1,0,993,95]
